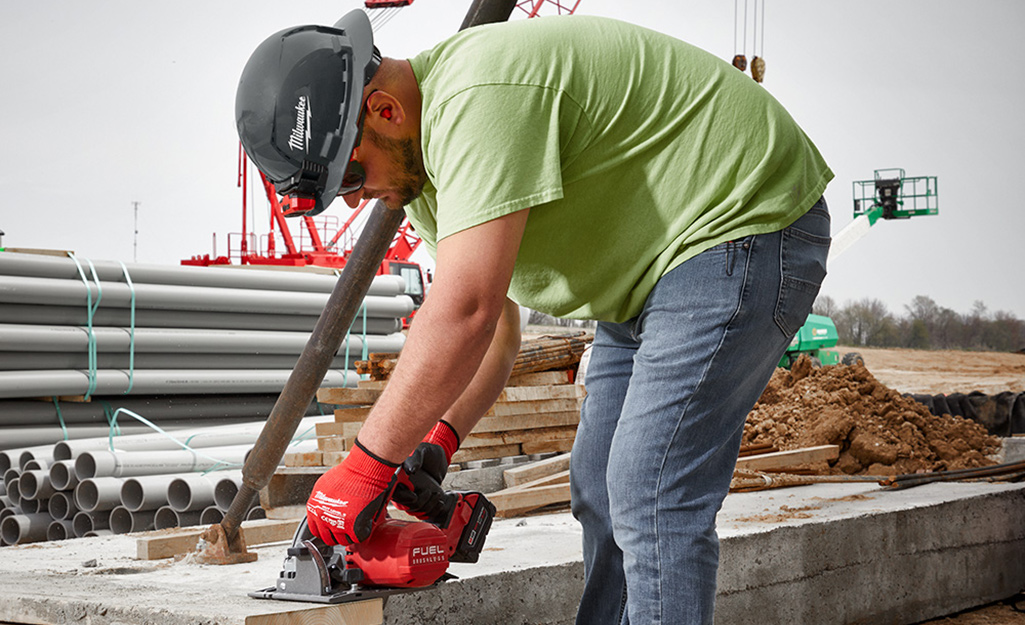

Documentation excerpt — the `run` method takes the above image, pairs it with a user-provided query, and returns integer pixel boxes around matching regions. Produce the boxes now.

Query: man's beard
[363,125,427,209]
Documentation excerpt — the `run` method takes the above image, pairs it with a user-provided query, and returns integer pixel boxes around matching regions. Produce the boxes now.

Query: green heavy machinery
[781,168,938,369]
[779,313,863,368]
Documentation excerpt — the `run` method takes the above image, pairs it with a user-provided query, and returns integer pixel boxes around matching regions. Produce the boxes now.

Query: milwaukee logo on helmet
[288,95,311,153]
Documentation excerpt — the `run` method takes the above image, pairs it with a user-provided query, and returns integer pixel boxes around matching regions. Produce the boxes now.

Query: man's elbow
[496,301,523,362]
[423,289,507,336]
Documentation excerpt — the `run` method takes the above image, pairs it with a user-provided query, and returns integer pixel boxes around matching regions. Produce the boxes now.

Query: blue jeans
[570,199,831,624]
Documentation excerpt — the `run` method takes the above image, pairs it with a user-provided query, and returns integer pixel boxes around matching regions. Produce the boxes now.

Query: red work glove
[392,421,461,525]
[306,439,399,546]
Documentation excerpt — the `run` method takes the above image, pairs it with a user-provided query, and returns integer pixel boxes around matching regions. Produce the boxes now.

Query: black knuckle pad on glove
[407,442,449,482]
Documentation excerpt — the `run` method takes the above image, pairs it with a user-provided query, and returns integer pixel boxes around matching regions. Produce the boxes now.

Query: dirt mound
[743,356,1003,476]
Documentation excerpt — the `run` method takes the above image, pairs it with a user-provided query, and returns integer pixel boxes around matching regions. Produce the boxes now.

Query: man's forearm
[354,302,493,462]
[437,299,521,441]
[352,209,529,464]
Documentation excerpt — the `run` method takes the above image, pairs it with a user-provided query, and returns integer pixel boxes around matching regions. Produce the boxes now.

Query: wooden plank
[317,387,381,405]
[510,426,577,446]
[264,504,307,520]
[486,399,582,418]
[317,437,348,453]
[734,445,839,471]
[496,384,585,403]
[473,410,580,433]
[462,426,578,449]
[244,598,383,625]
[136,518,302,560]
[284,451,324,467]
[342,422,362,437]
[261,467,325,509]
[503,469,570,492]
[460,430,509,449]
[356,380,389,390]
[506,370,574,387]
[322,451,346,466]
[451,443,522,464]
[490,483,571,517]
[504,453,571,487]
[316,422,347,437]
[521,438,575,455]
[334,407,372,423]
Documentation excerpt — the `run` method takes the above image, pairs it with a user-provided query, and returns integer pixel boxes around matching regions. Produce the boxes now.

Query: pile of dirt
[743,357,1003,476]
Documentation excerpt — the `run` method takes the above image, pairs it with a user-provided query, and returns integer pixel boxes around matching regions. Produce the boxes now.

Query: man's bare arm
[436,298,521,441]
[356,209,529,463]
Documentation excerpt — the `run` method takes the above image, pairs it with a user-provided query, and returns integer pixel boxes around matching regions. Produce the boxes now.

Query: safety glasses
[338,90,376,196]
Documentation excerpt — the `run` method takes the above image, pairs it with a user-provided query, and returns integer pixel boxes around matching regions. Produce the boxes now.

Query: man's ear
[366,91,405,125]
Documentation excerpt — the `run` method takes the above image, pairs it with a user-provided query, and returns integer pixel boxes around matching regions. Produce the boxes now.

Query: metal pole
[459,0,517,30]
[201,202,405,562]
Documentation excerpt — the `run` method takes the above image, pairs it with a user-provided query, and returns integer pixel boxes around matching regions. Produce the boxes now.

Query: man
[236,9,832,623]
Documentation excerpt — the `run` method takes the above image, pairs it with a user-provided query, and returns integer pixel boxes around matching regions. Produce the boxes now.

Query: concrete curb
[0,482,1021,625]
[382,482,1025,625]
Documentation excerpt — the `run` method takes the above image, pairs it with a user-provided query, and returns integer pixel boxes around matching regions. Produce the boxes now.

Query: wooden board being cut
[136,518,303,561]
[244,601,383,625]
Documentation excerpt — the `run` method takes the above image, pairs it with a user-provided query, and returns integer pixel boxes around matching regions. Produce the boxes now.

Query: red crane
[182,147,428,313]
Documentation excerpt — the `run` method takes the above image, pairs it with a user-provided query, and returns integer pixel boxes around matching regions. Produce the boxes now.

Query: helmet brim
[235,9,380,217]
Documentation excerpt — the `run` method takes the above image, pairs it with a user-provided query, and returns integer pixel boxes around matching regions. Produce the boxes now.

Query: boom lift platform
[783,168,938,368]
[830,168,939,263]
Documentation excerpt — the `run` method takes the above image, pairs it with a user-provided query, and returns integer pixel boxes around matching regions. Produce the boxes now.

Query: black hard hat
[235,9,381,216]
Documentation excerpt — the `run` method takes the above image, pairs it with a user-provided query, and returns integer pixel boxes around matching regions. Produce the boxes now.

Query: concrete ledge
[1003,436,1025,463]
[0,482,1021,625]
[385,482,1025,625]
[716,485,1025,624]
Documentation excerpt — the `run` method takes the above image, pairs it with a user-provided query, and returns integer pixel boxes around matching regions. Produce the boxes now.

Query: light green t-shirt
[406,15,832,323]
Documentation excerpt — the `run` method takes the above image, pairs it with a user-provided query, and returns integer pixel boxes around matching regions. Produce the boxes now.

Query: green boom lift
[780,168,938,368]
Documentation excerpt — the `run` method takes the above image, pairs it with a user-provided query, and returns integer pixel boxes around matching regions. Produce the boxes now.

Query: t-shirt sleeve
[422,84,568,242]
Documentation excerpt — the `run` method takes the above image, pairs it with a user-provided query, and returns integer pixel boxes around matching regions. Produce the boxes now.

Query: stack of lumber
[292,333,593,469]
[307,368,585,467]
[354,333,591,382]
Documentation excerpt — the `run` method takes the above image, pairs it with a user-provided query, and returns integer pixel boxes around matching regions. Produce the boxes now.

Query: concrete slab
[0,481,1021,625]
[1004,437,1025,463]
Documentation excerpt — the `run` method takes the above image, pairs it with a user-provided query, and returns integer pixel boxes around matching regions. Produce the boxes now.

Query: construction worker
[237,10,832,624]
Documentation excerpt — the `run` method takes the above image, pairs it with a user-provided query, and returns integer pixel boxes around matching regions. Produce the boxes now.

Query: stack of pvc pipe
[0,417,328,546]
[0,251,413,446]
[0,394,328,449]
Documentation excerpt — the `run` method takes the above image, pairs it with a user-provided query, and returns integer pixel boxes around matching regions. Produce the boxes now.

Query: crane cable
[732,0,747,71]
[732,0,766,83]
[751,0,766,83]
[368,6,404,30]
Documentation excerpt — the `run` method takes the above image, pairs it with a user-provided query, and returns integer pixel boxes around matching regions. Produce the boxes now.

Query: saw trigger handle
[394,444,459,527]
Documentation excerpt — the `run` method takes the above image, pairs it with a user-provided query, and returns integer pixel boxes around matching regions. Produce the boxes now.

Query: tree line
[529,296,1025,353]
[814,295,1025,352]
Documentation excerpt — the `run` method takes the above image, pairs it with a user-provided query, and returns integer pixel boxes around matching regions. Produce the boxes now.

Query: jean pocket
[774,201,831,337]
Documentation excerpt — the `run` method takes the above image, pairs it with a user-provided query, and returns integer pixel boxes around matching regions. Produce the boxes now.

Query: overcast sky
[2,1,1022,320]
